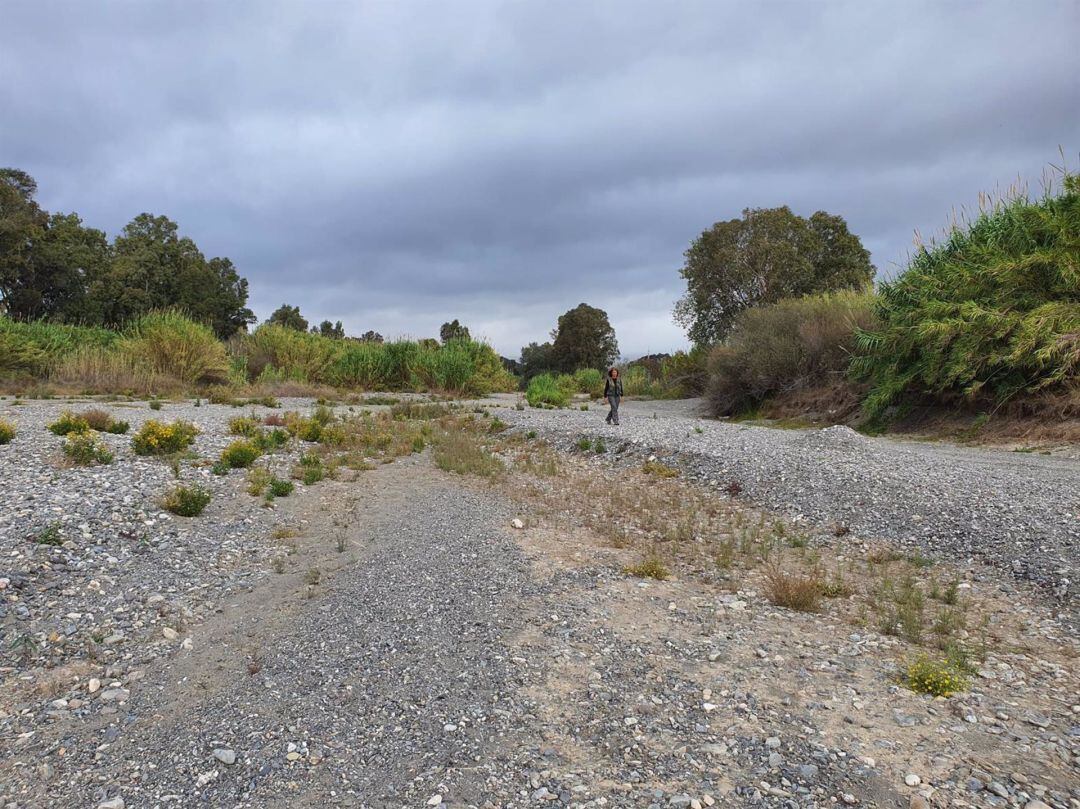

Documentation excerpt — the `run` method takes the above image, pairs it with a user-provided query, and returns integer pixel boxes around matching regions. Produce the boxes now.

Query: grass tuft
[162,484,211,516]
[763,565,822,612]
[624,554,670,580]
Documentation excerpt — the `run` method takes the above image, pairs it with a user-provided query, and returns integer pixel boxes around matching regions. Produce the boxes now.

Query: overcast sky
[2,1,1077,357]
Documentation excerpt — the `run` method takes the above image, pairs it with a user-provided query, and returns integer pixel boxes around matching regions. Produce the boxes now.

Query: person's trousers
[606,395,620,424]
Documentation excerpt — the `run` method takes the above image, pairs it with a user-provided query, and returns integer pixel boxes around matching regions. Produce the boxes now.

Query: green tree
[439,319,470,343]
[22,213,110,322]
[518,341,555,380]
[674,206,874,345]
[550,303,619,372]
[0,168,49,318]
[358,330,384,343]
[84,213,253,336]
[268,304,308,331]
[313,319,345,339]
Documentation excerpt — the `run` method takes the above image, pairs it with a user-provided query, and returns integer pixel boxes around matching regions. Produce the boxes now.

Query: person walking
[604,367,623,425]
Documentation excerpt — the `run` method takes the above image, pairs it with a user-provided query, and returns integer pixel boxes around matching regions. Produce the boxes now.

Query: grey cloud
[2,0,1076,358]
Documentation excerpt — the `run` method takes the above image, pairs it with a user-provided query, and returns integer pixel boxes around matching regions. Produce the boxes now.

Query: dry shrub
[49,346,183,396]
[763,564,822,612]
[707,290,877,416]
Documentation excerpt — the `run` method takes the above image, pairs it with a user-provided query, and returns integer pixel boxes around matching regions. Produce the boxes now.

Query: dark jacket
[604,376,623,397]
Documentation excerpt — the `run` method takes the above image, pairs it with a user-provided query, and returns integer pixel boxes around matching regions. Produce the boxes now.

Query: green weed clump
[905,654,968,697]
[162,484,211,516]
[642,459,679,478]
[0,418,14,444]
[62,433,113,465]
[526,374,568,408]
[854,172,1080,417]
[132,420,199,455]
[228,415,262,437]
[293,451,325,484]
[220,439,261,468]
[48,411,90,436]
[624,554,670,580]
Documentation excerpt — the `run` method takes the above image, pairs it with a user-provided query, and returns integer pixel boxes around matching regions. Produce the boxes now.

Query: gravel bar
[500,397,1080,609]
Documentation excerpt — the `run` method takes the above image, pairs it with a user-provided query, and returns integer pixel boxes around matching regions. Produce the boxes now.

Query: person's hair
[608,367,619,377]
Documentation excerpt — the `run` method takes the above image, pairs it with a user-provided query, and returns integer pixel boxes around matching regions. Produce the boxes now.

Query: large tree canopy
[440,319,470,343]
[551,302,619,373]
[0,169,254,337]
[674,206,875,345]
[268,304,308,331]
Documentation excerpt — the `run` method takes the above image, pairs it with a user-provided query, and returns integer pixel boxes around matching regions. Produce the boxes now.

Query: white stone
[510,518,524,529]
[162,627,179,640]
[904,774,921,787]
[87,678,101,693]
[212,748,236,766]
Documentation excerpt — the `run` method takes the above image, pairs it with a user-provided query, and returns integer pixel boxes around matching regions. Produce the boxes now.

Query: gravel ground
[2,396,1078,809]
[495,396,1080,610]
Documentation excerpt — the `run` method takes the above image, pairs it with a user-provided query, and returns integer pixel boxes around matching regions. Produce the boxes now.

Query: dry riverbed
[0,395,1077,809]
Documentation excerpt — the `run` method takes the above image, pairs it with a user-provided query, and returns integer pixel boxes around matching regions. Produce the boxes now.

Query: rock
[764,736,781,749]
[212,748,236,765]
[768,752,783,768]
[988,782,1010,798]
[510,518,524,529]
[904,774,921,787]
[427,795,443,807]
[1024,802,1052,809]
[799,764,819,779]
[669,796,691,809]
[180,637,193,650]
[909,797,929,809]
[97,799,125,809]
[162,627,179,640]
[87,678,101,693]
[98,688,129,703]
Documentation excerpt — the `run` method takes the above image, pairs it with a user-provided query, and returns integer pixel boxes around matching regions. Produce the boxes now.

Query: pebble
[905,774,922,787]
[212,748,236,765]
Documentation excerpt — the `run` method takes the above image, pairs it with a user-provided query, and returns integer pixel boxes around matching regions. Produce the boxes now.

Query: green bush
[0,319,117,378]
[0,418,15,444]
[132,420,199,455]
[658,348,709,398]
[48,411,91,436]
[706,290,878,415]
[526,374,569,407]
[220,439,261,468]
[162,484,211,516]
[293,451,325,484]
[268,477,294,498]
[571,367,604,394]
[228,415,262,437]
[854,173,1080,418]
[118,311,230,386]
[905,654,968,697]
[62,433,113,465]
[257,427,290,450]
